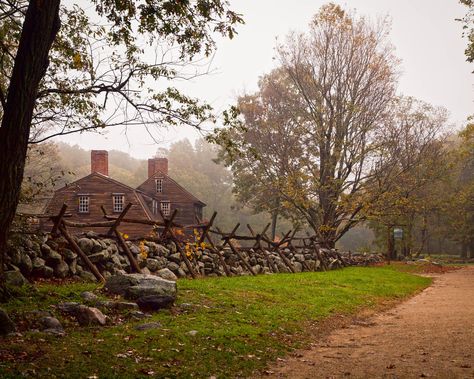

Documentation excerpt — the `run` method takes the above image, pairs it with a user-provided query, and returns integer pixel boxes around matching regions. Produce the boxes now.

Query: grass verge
[0,267,431,378]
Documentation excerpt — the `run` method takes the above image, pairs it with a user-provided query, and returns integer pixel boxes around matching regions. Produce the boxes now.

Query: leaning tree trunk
[0,0,60,298]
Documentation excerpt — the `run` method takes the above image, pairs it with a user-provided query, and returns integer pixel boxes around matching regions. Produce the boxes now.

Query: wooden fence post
[58,223,105,283]
[105,203,142,274]
[217,225,256,276]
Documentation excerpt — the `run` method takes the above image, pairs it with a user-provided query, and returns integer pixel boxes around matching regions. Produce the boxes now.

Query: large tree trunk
[0,0,60,299]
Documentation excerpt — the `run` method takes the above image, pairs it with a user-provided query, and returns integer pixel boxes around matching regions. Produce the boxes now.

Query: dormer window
[155,178,163,193]
[113,194,125,212]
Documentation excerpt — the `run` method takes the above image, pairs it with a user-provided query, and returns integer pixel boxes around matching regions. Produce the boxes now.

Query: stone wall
[5,232,383,282]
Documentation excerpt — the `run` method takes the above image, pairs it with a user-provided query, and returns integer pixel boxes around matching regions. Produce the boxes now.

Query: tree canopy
[0,0,243,293]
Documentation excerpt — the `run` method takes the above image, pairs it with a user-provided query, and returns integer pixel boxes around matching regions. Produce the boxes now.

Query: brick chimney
[148,157,168,177]
[91,150,108,176]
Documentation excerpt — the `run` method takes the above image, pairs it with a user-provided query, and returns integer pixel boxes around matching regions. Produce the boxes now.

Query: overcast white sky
[58,0,474,159]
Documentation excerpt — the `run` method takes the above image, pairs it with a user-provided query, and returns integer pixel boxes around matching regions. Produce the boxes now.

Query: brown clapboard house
[43,150,206,237]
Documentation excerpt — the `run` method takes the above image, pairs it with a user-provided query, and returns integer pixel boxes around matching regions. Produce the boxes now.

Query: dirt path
[266,267,474,379]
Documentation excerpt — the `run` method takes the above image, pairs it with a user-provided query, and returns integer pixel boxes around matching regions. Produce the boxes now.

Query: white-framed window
[152,199,158,215]
[155,178,163,193]
[78,196,89,213]
[113,194,125,213]
[160,201,170,216]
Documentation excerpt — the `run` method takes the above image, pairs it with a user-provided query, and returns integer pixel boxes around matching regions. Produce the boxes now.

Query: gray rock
[129,244,140,255]
[74,305,107,326]
[8,247,22,266]
[168,253,181,264]
[294,254,305,262]
[62,248,77,261]
[31,241,41,255]
[293,262,303,273]
[46,239,59,251]
[157,268,178,281]
[110,254,122,267]
[57,302,80,314]
[134,322,161,331]
[107,244,118,255]
[167,242,177,254]
[88,251,109,263]
[77,238,93,254]
[69,259,77,275]
[19,254,33,276]
[44,249,63,265]
[32,256,46,270]
[4,270,28,286]
[105,273,177,300]
[145,242,169,256]
[146,258,160,272]
[130,310,151,319]
[85,231,99,239]
[141,267,151,276]
[166,262,180,273]
[0,308,15,335]
[110,301,139,311]
[41,266,54,278]
[81,291,98,302]
[54,261,69,278]
[187,330,198,336]
[177,268,187,278]
[41,316,64,335]
[91,239,105,254]
[201,255,213,263]
[79,271,97,282]
[136,295,175,311]
[156,244,170,256]
[40,243,53,256]
[112,268,127,275]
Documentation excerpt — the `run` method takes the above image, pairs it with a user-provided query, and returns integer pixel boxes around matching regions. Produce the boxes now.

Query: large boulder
[105,273,177,301]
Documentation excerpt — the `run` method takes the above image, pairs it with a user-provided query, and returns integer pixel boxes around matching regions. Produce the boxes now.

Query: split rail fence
[22,202,343,283]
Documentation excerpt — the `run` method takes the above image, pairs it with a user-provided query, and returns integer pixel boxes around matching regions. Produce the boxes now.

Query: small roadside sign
[393,228,403,240]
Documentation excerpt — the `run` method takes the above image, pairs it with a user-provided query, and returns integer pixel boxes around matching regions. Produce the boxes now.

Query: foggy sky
[57,0,474,160]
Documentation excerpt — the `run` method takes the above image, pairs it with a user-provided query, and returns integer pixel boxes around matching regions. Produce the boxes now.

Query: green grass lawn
[0,267,431,378]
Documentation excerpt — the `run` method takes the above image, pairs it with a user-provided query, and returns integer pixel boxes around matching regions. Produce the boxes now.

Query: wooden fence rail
[23,204,335,283]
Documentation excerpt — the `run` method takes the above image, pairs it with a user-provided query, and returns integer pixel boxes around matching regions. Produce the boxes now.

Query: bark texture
[0,0,60,295]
